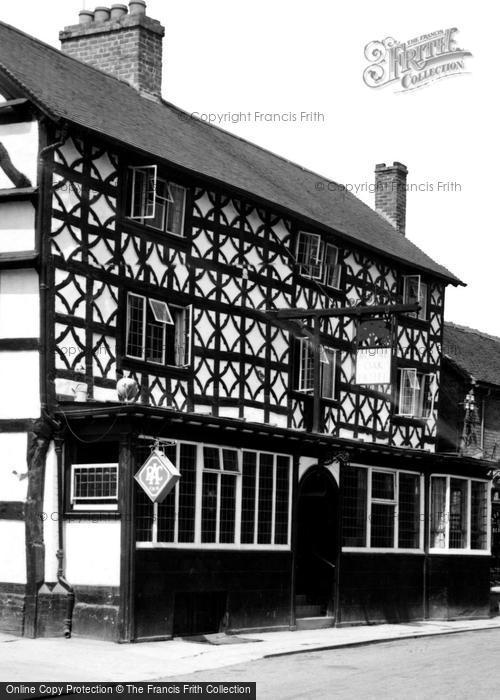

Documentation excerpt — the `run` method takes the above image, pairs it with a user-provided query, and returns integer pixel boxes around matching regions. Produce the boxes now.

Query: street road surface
[165,629,499,699]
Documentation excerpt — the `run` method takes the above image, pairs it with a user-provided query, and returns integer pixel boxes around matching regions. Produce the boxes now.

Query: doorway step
[295,594,335,630]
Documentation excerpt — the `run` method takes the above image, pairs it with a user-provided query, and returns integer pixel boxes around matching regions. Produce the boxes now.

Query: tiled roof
[0,20,462,284]
[443,323,500,387]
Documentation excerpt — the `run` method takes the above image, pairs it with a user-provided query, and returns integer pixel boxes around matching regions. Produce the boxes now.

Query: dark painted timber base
[0,583,25,636]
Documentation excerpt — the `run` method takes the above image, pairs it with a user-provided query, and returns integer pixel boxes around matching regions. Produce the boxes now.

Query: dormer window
[126,292,191,367]
[403,275,427,320]
[295,232,342,289]
[127,165,187,237]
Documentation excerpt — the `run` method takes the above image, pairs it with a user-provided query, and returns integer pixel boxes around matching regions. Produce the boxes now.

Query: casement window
[430,475,490,552]
[403,275,427,320]
[342,465,423,551]
[397,369,436,418]
[135,443,292,549]
[126,292,191,367]
[70,463,118,511]
[297,338,336,398]
[295,233,342,288]
[127,165,187,237]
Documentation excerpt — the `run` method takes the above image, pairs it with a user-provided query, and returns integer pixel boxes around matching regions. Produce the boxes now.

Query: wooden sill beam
[0,186,38,202]
[0,251,39,269]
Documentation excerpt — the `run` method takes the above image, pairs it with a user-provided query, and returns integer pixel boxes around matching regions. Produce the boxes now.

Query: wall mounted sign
[134,449,181,503]
[355,348,392,385]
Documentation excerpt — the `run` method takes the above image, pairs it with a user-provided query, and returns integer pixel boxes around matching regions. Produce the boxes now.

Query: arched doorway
[295,467,339,622]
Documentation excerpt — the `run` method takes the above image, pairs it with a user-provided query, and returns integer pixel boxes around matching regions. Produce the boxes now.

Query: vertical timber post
[118,430,136,642]
[312,315,321,432]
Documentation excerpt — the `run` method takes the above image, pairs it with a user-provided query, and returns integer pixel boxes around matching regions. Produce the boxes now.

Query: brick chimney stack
[60,2,165,97]
[375,162,408,236]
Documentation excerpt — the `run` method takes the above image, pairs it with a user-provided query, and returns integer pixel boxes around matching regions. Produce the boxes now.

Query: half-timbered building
[0,3,492,641]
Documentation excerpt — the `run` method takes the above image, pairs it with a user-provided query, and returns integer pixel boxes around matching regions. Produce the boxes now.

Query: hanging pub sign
[134,449,181,503]
[355,347,392,385]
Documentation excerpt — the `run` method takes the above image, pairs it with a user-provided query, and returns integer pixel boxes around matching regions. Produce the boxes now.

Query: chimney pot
[94,7,111,23]
[129,0,146,16]
[79,10,95,24]
[374,162,408,236]
[110,4,128,20]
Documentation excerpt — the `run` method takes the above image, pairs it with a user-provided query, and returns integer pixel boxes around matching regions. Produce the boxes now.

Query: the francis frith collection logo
[363,28,472,92]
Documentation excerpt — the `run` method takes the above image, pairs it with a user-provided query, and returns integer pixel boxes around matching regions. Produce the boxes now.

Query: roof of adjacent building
[0,20,462,284]
[443,322,500,387]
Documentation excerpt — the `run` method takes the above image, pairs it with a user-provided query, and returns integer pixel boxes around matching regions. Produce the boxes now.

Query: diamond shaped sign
[135,449,181,503]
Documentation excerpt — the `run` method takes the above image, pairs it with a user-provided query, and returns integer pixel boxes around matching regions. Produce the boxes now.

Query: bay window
[136,443,292,549]
[342,465,423,551]
[430,476,490,552]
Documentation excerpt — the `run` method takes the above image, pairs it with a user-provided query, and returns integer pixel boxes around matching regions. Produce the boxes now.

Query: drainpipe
[55,437,74,638]
[38,124,74,637]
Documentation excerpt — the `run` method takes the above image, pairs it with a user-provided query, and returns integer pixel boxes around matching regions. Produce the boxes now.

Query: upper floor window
[397,368,436,418]
[295,232,342,289]
[126,292,191,367]
[403,275,427,320]
[297,338,336,399]
[430,476,490,552]
[127,165,187,237]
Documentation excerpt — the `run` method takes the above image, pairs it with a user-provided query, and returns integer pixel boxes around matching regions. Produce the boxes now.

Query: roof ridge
[0,19,141,92]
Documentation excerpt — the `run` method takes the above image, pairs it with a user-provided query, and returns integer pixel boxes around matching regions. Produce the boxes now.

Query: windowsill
[136,542,291,551]
[392,415,429,426]
[342,547,425,554]
[428,548,491,556]
[123,357,192,377]
[64,511,121,520]
[122,218,189,247]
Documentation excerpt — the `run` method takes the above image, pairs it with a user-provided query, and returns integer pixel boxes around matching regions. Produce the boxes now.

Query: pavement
[1,618,500,682]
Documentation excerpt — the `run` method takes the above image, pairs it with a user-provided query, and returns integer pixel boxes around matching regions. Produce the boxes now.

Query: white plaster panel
[0,433,28,501]
[0,351,39,418]
[0,201,36,253]
[0,269,39,338]
[0,120,38,188]
[65,520,121,586]
[0,521,26,583]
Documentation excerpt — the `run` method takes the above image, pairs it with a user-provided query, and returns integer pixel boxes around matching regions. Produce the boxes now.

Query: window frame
[135,442,293,550]
[323,243,342,290]
[342,464,425,554]
[69,463,119,512]
[397,368,436,418]
[429,474,491,554]
[125,292,192,368]
[297,338,337,399]
[126,165,187,238]
[403,274,428,321]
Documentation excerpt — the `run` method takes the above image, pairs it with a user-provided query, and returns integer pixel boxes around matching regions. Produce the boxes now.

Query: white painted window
[70,463,118,511]
[127,167,186,237]
[398,369,436,418]
[126,293,191,367]
[298,339,336,398]
[403,275,427,320]
[296,231,323,279]
[430,475,490,553]
[342,465,424,552]
[136,443,292,550]
[323,244,342,289]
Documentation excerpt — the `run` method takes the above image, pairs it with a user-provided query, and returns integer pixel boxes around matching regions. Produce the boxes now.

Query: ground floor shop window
[430,475,490,552]
[135,442,292,549]
[342,465,423,551]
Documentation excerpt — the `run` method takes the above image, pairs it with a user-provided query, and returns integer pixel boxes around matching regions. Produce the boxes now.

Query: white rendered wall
[0,201,36,253]
[0,351,39,418]
[0,432,28,501]
[0,269,39,338]
[0,521,26,583]
[65,520,121,587]
[0,120,38,189]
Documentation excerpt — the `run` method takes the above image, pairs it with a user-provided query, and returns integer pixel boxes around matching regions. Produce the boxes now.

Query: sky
[2,0,498,334]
